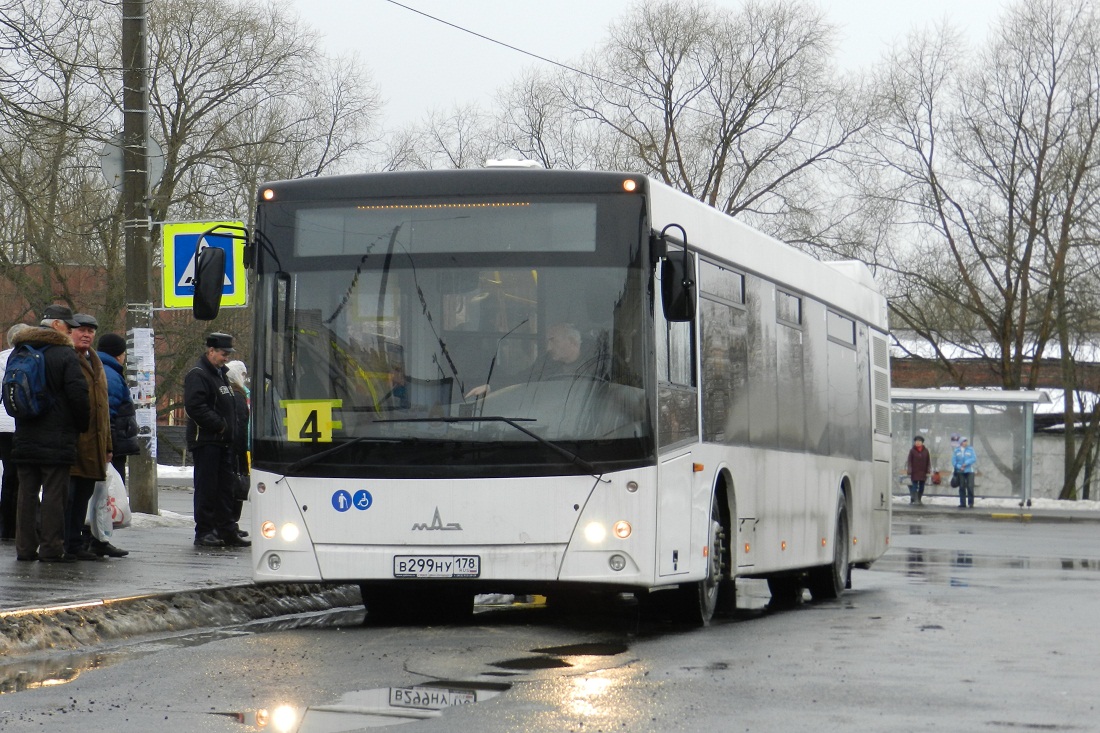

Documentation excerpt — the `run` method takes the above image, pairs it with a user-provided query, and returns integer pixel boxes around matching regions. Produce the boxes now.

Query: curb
[893,505,1100,523]
[0,582,362,659]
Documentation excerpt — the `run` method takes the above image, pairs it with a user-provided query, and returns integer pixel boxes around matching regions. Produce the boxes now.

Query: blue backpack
[3,343,53,419]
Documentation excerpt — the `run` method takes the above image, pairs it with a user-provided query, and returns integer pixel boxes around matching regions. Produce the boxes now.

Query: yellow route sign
[281,399,343,443]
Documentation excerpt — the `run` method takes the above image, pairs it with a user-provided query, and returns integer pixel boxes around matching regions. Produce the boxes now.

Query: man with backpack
[8,305,90,562]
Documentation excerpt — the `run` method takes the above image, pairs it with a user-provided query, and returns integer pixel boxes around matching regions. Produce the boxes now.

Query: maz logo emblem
[411,507,462,531]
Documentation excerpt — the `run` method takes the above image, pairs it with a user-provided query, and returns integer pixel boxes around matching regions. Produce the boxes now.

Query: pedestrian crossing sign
[161,221,247,309]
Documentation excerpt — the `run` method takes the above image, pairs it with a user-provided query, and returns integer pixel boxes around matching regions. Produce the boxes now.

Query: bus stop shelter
[891,389,1048,506]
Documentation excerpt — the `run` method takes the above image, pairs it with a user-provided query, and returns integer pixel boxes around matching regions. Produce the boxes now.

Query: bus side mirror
[661,253,696,322]
[193,243,226,321]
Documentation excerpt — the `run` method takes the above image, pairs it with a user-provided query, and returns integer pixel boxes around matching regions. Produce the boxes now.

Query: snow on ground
[157,464,193,480]
[893,494,1100,511]
[131,510,192,528]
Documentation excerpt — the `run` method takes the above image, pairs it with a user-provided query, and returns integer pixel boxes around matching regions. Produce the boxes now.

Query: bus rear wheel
[807,493,850,601]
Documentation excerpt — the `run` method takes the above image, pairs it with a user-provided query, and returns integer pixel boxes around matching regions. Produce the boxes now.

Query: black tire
[673,491,730,626]
[766,575,803,609]
[360,584,473,625]
[807,493,850,601]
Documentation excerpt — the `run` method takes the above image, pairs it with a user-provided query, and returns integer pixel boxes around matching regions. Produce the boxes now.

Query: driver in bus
[465,322,600,399]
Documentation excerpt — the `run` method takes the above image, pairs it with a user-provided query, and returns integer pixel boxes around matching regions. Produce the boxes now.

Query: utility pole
[122,0,157,514]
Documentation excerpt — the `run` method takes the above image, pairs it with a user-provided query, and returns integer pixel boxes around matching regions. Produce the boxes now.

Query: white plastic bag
[104,463,131,529]
[85,477,113,542]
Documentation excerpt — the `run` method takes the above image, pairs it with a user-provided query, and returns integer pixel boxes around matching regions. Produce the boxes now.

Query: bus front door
[657,451,693,577]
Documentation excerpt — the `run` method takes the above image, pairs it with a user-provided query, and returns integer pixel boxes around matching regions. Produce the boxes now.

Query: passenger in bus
[379,364,409,410]
[906,435,931,505]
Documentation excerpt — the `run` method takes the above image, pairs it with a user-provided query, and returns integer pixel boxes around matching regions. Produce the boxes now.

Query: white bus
[199,166,892,625]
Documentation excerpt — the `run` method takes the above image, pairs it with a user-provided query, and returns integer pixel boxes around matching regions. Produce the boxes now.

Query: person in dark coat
[0,322,31,540]
[65,314,128,560]
[96,333,139,481]
[184,332,249,548]
[906,435,932,505]
[12,305,90,562]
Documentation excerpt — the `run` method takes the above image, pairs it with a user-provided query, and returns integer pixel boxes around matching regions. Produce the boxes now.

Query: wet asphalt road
[1,513,1099,732]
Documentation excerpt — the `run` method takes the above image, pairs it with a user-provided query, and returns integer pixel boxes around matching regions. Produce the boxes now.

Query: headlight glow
[584,522,606,543]
[280,523,300,542]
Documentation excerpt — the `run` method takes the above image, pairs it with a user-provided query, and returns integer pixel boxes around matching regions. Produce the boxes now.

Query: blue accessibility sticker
[353,490,373,511]
[331,490,352,513]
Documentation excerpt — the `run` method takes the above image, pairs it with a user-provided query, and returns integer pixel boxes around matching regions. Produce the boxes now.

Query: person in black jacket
[11,305,90,562]
[184,332,249,548]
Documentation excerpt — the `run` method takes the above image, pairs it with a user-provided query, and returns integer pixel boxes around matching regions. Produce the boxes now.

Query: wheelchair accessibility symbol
[353,490,373,511]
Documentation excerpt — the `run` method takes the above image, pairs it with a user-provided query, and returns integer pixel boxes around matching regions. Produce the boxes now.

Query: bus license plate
[389,686,477,709]
[393,555,480,578]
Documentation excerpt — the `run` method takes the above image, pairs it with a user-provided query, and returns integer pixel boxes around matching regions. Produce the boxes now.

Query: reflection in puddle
[222,681,510,731]
[492,656,572,670]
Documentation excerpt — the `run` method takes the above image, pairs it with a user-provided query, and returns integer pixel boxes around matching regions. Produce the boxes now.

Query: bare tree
[553,0,864,238]
[90,0,382,403]
[867,0,1100,497]
[0,0,119,323]
[381,102,503,171]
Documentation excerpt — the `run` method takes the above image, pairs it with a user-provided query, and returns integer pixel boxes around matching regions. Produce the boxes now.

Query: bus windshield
[253,193,654,479]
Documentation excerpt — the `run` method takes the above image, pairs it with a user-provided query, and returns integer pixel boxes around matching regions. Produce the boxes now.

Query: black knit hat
[97,333,127,357]
[205,332,235,352]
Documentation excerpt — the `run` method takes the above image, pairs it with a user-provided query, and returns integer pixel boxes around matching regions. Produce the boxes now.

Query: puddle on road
[229,640,634,730]
[219,680,511,731]
[877,550,1100,585]
[0,607,365,696]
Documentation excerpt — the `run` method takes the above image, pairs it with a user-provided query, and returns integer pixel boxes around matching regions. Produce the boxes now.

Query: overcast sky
[286,0,1011,126]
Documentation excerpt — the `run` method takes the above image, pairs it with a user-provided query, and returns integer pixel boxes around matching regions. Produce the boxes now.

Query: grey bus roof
[646,178,888,330]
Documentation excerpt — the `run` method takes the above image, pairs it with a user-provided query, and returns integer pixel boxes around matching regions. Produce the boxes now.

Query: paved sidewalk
[893,496,1100,522]
[0,484,253,615]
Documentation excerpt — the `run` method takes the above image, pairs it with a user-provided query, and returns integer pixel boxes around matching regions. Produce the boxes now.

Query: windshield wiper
[376,416,607,482]
[283,436,403,476]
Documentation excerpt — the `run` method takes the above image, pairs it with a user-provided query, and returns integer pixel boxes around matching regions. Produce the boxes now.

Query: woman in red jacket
[906,435,932,504]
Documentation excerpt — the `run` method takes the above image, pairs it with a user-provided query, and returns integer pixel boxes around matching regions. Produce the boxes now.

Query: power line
[382,0,607,86]
[381,0,850,143]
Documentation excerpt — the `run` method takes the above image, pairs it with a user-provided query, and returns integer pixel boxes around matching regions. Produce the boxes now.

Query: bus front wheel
[673,491,730,626]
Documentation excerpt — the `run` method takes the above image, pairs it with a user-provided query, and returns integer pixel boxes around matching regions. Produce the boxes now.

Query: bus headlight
[267,554,281,571]
[608,554,626,571]
[613,520,632,539]
[584,522,606,543]
[261,521,277,539]
[281,523,300,542]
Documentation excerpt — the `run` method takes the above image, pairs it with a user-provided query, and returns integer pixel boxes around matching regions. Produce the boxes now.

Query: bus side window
[656,264,698,448]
